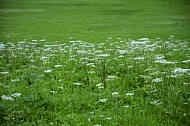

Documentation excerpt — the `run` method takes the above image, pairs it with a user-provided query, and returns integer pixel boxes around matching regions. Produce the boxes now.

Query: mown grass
[0,36,190,125]
[0,0,190,42]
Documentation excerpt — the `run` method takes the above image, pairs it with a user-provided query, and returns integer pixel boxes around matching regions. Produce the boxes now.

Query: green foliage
[0,36,189,125]
[0,0,190,125]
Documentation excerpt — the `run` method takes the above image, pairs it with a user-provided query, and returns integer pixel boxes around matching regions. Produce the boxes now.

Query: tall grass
[0,36,189,125]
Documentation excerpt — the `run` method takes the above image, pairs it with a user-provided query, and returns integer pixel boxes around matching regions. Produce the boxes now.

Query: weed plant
[0,36,190,125]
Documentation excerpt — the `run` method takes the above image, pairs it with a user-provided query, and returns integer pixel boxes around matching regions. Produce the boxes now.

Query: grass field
[0,0,190,42]
[0,36,190,126]
[0,0,190,126]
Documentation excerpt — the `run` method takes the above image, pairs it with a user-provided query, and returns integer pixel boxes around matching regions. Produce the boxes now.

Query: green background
[0,0,190,42]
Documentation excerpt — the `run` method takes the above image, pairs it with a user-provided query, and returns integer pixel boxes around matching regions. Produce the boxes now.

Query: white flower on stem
[86,63,95,67]
[154,59,175,64]
[123,105,130,108]
[11,79,20,82]
[0,43,5,50]
[50,91,57,93]
[44,69,53,73]
[96,83,104,89]
[150,100,162,105]
[182,60,190,63]
[54,65,62,68]
[118,55,124,58]
[73,82,83,86]
[77,50,87,54]
[126,92,134,96]
[133,57,144,60]
[96,54,110,58]
[105,117,112,120]
[0,72,9,75]
[152,78,163,83]
[1,95,14,101]
[41,56,48,60]
[112,92,119,97]
[99,99,108,103]
[139,38,149,41]
[11,93,22,97]
[107,75,117,81]
[173,68,190,74]
[118,50,127,55]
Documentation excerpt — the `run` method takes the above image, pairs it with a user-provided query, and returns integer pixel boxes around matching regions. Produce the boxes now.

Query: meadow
[0,0,190,126]
[0,37,190,125]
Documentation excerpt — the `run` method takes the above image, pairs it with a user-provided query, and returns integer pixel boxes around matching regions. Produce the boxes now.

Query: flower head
[126,92,134,96]
[99,99,108,103]
[44,69,53,73]
[11,93,22,97]
[1,95,14,101]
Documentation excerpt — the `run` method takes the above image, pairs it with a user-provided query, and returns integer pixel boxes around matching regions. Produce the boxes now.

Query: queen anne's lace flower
[11,93,22,97]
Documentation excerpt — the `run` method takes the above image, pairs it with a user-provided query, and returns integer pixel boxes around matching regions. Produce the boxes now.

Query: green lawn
[0,0,190,42]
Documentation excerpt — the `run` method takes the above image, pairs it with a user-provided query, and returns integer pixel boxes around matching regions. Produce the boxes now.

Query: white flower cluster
[1,93,22,101]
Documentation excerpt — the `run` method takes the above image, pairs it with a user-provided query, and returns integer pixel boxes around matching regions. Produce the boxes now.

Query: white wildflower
[139,38,149,41]
[182,60,190,63]
[87,118,91,122]
[98,86,104,89]
[0,72,9,75]
[133,57,144,60]
[118,55,124,58]
[105,117,112,120]
[126,92,134,96]
[54,65,62,68]
[49,122,54,125]
[154,59,175,64]
[128,66,133,68]
[99,99,108,103]
[11,79,20,82]
[39,39,46,42]
[44,69,53,73]
[96,83,104,89]
[1,95,14,101]
[155,54,165,60]
[150,100,162,105]
[118,50,127,55]
[112,92,119,97]
[123,105,130,108]
[41,56,48,60]
[0,43,5,50]
[173,68,190,74]
[32,39,38,42]
[73,82,83,86]
[107,75,117,81]
[152,78,163,83]
[11,93,22,97]
[86,63,95,67]
[96,83,103,87]
[96,54,110,58]
[130,40,147,45]
[30,60,36,62]
[58,86,64,89]
[77,50,87,54]
[50,91,57,93]
[167,74,181,78]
